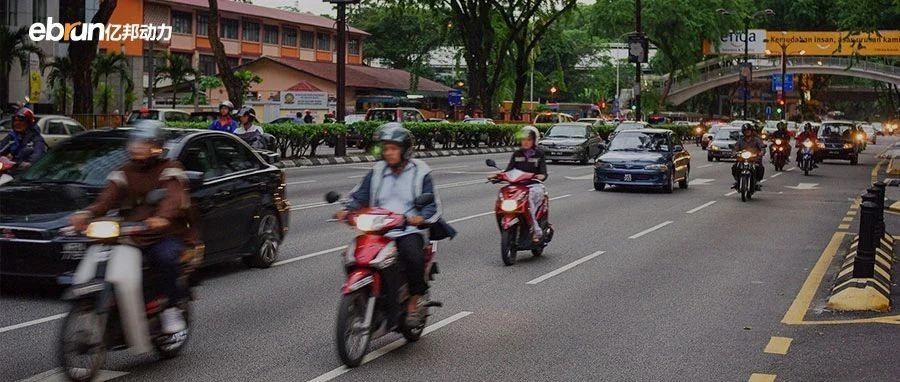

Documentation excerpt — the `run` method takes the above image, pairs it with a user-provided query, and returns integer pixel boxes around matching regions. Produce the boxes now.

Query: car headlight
[710,145,720,151]
[644,164,668,172]
[500,199,519,212]
[843,143,853,149]
[355,214,387,232]
[85,221,120,239]
[740,151,753,159]
[817,142,825,148]
[803,140,813,148]
[594,161,613,169]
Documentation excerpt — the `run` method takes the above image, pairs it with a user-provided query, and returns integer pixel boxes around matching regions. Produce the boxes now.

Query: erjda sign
[712,29,766,55]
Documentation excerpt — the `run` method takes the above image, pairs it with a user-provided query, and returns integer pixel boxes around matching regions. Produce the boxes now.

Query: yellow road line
[842,217,854,222]
[749,373,777,382]
[763,336,793,355]
[838,224,851,230]
[782,232,846,324]
[793,315,900,325]
[846,210,857,216]
[871,159,885,182]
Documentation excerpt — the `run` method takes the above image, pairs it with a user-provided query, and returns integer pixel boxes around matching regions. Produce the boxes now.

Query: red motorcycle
[324,192,441,367]
[486,159,553,266]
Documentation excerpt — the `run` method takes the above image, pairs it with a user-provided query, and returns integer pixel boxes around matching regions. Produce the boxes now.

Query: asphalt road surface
[2,139,898,381]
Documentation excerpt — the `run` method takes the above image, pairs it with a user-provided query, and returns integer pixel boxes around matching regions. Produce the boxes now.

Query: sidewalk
[277,146,516,168]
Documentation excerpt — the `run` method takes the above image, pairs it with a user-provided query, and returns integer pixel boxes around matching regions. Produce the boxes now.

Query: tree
[0,25,45,109]
[43,57,73,114]
[234,69,263,97]
[155,52,197,108]
[71,0,118,114]
[92,52,133,113]
[207,0,246,108]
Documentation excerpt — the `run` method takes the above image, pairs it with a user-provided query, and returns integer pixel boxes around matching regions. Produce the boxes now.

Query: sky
[251,0,337,17]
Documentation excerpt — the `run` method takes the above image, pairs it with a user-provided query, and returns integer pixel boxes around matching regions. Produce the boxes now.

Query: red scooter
[486,159,553,266]
[324,192,441,367]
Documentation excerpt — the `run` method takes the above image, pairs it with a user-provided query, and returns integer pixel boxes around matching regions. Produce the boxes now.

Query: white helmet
[519,125,540,141]
[218,100,235,111]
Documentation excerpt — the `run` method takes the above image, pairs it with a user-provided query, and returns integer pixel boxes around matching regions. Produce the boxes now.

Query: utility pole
[148,40,155,108]
[742,17,749,118]
[326,0,359,157]
[634,0,642,121]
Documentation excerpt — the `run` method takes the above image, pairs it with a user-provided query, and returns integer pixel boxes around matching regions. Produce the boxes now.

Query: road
[2,140,897,381]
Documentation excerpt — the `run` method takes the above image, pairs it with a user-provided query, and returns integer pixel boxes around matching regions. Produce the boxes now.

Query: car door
[586,128,601,157]
[671,135,690,178]
[179,138,236,258]
[208,136,266,252]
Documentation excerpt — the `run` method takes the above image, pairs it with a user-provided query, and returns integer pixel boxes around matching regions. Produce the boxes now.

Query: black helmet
[803,122,812,131]
[375,122,414,160]
[741,123,754,133]
[777,120,787,130]
[234,105,256,121]
[128,120,166,148]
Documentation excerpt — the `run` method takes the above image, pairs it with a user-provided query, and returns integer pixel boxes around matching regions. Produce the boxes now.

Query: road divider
[629,221,673,239]
[526,250,605,285]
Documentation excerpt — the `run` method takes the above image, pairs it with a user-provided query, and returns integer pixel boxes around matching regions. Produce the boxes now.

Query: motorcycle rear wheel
[336,291,371,367]
[501,229,517,266]
[59,300,107,382]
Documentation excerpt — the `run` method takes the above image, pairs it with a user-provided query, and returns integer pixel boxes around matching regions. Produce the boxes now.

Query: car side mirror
[145,188,168,205]
[414,193,434,209]
[325,191,341,204]
[185,171,204,189]
[485,159,499,169]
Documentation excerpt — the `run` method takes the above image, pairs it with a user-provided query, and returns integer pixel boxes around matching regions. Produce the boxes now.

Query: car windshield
[614,123,644,132]
[546,125,587,138]
[608,132,669,152]
[127,110,159,123]
[20,139,129,186]
[821,123,854,137]
[715,129,742,141]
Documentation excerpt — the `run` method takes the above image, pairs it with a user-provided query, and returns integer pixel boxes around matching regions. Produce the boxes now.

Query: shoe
[531,228,543,243]
[404,310,421,328]
[160,307,186,334]
[731,183,738,190]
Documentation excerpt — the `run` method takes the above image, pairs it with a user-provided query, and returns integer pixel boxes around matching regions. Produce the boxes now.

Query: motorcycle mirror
[414,193,434,208]
[485,159,498,168]
[145,188,168,205]
[325,191,341,204]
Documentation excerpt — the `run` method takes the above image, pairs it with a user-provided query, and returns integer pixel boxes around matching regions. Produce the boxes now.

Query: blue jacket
[208,117,237,133]
[0,126,47,165]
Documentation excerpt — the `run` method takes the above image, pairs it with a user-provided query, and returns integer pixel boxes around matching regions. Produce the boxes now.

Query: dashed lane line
[698,164,714,169]
[763,336,793,355]
[0,313,68,334]
[748,373,777,382]
[628,221,673,239]
[286,180,317,185]
[770,172,783,178]
[725,190,738,196]
[686,201,716,214]
[526,251,606,285]
[272,245,348,267]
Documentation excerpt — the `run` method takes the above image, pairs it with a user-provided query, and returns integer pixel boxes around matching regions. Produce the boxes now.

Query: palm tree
[43,57,73,114]
[0,25,45,108]
[154,52,197,108]
[91,52,133,114]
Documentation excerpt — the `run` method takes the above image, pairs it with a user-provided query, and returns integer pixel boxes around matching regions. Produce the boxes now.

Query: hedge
[165,121,689,159]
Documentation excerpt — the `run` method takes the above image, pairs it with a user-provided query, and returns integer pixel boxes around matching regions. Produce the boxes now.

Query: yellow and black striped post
[853,197,878,278]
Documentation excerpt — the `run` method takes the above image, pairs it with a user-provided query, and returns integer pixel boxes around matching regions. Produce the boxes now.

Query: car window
[180,139,216,180]
[401,110,424,122]
[614,123,645,133]
[821,123,853,137]
[546,125,588,138]
[46,120,68,135]
[65,122,86,134]
[20,139,129,186]
[608,132,669,152]
[367,109,397,122]
[210,137,259,176]
[715,129,742,140]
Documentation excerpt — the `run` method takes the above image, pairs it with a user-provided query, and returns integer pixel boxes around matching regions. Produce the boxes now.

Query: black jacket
[506,148,548,179]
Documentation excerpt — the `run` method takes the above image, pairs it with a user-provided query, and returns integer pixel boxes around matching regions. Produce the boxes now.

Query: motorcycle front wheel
[154,301,191,359]
[59,300,107,382]
[501,228,517,266]
[336,291,371,367]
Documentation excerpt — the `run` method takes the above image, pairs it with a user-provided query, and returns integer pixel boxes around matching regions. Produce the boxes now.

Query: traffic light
[777,98,785,106]
[776,107,783,114]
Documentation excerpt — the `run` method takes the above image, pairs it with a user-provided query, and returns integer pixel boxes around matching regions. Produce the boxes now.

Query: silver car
[0,115,87,148]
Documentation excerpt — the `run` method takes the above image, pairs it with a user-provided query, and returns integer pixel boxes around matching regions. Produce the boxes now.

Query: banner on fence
[280,91,329,109]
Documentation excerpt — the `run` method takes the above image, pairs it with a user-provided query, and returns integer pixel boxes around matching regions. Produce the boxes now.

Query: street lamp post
[717,8,774,119]
[766,38,806,119]
[326,0,360,157]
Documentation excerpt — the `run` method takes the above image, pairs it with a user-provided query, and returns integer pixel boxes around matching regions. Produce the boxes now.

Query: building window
[300,30,315,49]
[317,31,333,51]
[220,18,239,40]
[2,0,16,25]
[33,0,47,23]
[242,20,259,42]
[172,10,192,34]
[173,52,193,67]
[226,56,239,68]
[263,25,279,44]
[199,54,216,75]
[348,38,360,55]
[282,27,297,46]
[197,14,208,36]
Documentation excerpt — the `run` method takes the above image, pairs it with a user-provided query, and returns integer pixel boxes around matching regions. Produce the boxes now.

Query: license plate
[623,174,632,181]
[552,152,562,156]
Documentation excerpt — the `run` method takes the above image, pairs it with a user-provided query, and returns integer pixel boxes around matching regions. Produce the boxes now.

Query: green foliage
[43,57,73,113]
[234,69,263,96]
[92,52,132,113]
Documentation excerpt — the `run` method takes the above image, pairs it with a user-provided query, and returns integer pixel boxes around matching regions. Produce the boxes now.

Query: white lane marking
[565,174,594,180]
[446,194,571,224]
[569,165,594,170]
[436,179,487,189]
[688,178,715,186]
[786,166,796,171]
[20,367,128,382]
[770,172,783,178]
[785,182,820,190]
[759,178,768,183]
[290,201,331,211]
[272,245,348,267]
[0,313,67,334]
[549,194,572,201]
[725,190,737,196]
[526,251,605,285]
[347,174,367,179]
[698,164,714,169]
[628,221,673,239]
[430,165,468,171]
[286,180,317,185]
[686,201,717,214]
[306,311,473,382]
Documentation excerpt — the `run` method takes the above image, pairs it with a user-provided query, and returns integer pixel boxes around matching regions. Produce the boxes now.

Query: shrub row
[165,121,690,158]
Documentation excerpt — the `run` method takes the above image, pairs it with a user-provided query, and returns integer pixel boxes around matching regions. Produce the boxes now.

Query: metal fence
[70,114,125,129]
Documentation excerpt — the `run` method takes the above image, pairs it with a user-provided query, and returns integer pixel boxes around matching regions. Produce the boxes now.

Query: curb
[826,234,895,312]
[277,147,516,168]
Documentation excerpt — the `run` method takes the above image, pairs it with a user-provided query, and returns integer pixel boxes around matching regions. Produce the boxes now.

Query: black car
[819,121,860,165]
[0,128,291,284]
[593,129,691,192]
[538,123,605,164]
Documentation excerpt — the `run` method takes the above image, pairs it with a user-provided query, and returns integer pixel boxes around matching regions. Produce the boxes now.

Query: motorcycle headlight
[803,140,813,148]
[695,127,702,134]
[775,139,783,145]
[85,221,120,239]
[740,151,753,159]
[500,199,519,212]
[594,161,613,169]
[817,142,825,148]
[355,214,387,232]
[843,143,853,149]
[644,164,668,172]
[856,133,864,141]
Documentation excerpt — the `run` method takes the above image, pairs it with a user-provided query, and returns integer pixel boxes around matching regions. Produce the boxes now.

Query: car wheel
[594,182,605,191]
[707,153,713,162]
[850,156,858,165]
[663,171,674,193]
[678,168,689,189]
[242,211,281,268]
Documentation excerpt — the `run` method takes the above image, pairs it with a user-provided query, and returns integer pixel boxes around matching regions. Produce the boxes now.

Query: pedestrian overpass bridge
[659,56,900,105]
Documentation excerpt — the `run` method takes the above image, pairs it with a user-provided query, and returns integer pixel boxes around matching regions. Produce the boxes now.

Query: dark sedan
[819,121,859,165]
[593,129,691,193]
[538,123,605,164]
[0,129,291,283]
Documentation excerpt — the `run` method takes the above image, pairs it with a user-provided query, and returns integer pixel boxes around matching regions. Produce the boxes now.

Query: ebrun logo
[29,17,171,42]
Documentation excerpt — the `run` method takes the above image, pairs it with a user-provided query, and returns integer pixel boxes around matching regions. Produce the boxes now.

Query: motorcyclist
[69,121,193,334]
[335,123,456,327]
[732,123,766,190]
[0,107,47,171]
[233,106,266,149]
[795,123,820,166]
[208,100,237,133]
[770,120,792,161]
[489,125,549,242]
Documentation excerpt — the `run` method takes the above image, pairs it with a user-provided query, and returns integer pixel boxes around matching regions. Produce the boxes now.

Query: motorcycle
[0,156,16,186]
[736,151,758,202]
[798,139,816,176]
[324,191,442,368]
[58,190,195,382]
[770,138,789,171]
[486,159,553,266]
